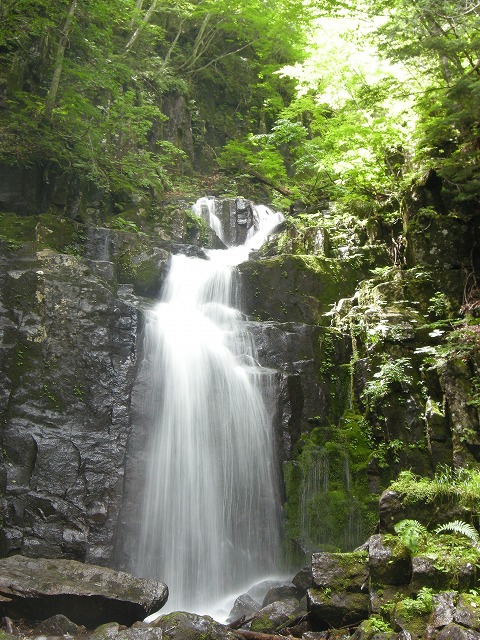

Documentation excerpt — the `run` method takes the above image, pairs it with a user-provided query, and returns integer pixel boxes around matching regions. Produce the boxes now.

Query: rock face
[0,246,139,565]
[308,552,370,629]
[0,555,168,627]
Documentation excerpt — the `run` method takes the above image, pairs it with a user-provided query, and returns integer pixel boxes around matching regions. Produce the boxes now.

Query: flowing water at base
[135,203,284,617]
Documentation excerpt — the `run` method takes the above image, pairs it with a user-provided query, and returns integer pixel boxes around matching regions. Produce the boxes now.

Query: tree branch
[186,39,258,75]
[125,0,158,51]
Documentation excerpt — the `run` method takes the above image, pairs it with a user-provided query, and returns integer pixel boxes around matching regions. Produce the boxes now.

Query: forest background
[1,0,479,218]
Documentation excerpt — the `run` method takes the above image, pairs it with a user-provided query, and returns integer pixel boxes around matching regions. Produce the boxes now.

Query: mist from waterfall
[134,199,284,617]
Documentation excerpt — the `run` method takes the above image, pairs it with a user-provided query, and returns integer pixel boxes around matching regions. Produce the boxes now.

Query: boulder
[33,614,81,635]
[454,594,480,631]
[430,592,457,629]
[312,551,369,592]
[226,593,260,623]
[262,582,303,606]
[411,556,475,592]
[292,565,313,591]
[152,612,238,640]
[0,555,168,628]
[91,622,165,640]
[307,589,369,629]
[249,598,300,633]
[368,534,411,585]
[436,623,480,640]
[246,578,286,604]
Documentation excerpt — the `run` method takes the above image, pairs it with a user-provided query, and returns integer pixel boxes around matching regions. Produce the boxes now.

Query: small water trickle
[133,199,284,618]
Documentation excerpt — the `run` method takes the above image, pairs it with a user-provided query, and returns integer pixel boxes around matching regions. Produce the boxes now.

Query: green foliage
[434,520,480,548]
[394,519,429,554]
[396,587,434,619]
[392,515,480,584]
[363,0,480,208]
[361,615,394,634]
[0,0,314,203]
[362,357,414,403]
[415,318,480,368]
[283,410,377,561]
[390,466,480,512]
[109,217,146,235]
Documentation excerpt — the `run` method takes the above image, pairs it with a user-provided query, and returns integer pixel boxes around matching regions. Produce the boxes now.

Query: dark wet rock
[302,633,330,640]
[307,589,369,629]
[312,551,369,592]
[454,594,480,631]
[411,556,475,592]
[293,565,313,592]
[262,582,303,607]
[368,534,411,585]
[170,243,207,259]
[436,622,480,640]
[0,555,168,628]
[0,249,139,565]
[151,611,237,640]
[249,598,300,633]
[245,578,286,604]
[247,321,341,461]
[33,614,80,635]
[429,592,457,629]
[226,593,260,623]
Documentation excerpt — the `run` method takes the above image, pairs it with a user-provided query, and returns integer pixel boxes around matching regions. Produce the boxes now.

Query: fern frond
[394,519,429,553]
[434,520,480,547]
[395,519,428,537]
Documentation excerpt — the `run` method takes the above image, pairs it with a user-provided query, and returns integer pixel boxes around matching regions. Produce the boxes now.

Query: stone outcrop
[0,246,139,565]
[308,552,370,629]
[0,555,168,627]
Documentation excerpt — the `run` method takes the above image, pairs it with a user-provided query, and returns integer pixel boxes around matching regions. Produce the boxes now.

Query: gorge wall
[0,191,479,573]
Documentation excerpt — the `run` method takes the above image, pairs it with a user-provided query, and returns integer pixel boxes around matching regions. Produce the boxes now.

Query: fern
[394,519,428,554]
[434,520,480,548]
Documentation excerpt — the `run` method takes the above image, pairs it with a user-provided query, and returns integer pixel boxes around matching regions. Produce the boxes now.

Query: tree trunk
[234,631,286,640]
[125,0,158,51]
[248,169,294,197]
[44,0,78,118]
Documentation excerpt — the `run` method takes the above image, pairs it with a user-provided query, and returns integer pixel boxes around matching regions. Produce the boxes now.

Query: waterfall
[134,199,284,617]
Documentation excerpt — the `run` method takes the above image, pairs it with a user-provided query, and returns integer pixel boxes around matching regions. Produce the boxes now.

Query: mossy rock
[249,599,299,633]
[113,246,169,298]
[368,534,412,586]
[307,588,370,629]
[91,622,124,640]
[239,255,368,325]
[353,616,395,640]
[311,551,369,592]
[454,593,480,631]
[152,612,237,640]
[391,597,432,638]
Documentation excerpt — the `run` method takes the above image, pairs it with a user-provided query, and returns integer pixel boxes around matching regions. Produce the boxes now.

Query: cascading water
[133,199,285,617]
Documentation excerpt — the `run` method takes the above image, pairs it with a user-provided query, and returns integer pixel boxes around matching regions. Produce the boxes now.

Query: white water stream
[135,199,284,618]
